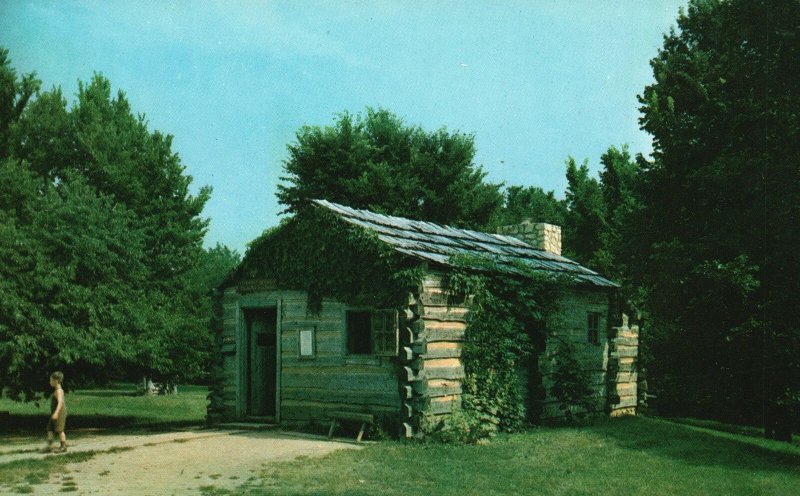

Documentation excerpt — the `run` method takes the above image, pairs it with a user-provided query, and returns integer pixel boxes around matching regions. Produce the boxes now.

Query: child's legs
[59,431,66,443]
[46,419,55,444]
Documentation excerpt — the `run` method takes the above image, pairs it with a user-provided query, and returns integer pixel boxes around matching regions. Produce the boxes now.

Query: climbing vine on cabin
[442,254,566,434]
[549,339,595,420]
[231,207,426,313]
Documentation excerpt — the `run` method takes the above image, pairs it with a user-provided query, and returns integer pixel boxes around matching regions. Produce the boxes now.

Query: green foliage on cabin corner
[438,255,568,437]
[549,339,595,420]
[230,207,426,313]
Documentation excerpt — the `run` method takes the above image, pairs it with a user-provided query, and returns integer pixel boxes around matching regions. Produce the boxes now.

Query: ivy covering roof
[314,199,618,288]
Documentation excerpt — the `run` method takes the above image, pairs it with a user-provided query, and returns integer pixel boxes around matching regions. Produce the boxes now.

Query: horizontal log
[419,292,469,308]
[612,336,638,347]
[425,328,466,343]
[424,367,465,380]
[423,346,462,360]
[423,320,467,332]
[282,368,396,391]
[282,388,400,408]
[610,347,638,359]
[419,307,469,322]
[611,371,638,383]
[281,321,345,332]
[424,358,462,369]
[428,382,463,397]
[283,301,344,319]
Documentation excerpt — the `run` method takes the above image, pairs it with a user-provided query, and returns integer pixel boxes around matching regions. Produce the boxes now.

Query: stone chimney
[497,220,562,255]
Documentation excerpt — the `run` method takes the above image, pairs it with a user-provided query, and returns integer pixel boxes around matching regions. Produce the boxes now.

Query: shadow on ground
[0,413,202,436]
[589,416,800,474]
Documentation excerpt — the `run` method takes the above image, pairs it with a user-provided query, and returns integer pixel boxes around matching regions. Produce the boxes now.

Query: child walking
[46,371,68,453]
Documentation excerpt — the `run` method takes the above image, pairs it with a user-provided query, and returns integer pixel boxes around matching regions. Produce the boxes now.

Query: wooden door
[245,308,277,417]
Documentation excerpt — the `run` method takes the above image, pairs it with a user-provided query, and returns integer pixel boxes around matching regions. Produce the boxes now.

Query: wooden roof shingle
[314,199,618,288]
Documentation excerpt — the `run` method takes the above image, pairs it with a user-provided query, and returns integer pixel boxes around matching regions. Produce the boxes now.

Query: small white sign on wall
[299,328,315,357]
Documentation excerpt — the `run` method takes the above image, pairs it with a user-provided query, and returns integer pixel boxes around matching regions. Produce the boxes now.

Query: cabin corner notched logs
[607,315,639,417]
[399,275,469,437]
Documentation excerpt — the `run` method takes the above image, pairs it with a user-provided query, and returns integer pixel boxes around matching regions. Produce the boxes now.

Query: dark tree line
[631,0,799,440]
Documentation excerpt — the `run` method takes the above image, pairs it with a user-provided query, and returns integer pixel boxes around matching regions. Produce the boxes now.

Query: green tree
[633,0,800,439]
[489,185,567,231]
[560,147,640,307]
[563,157,606,265]
[0,50,214,396]
[0,48,39,159]
[12,75,211,292]
[277,108,503,228]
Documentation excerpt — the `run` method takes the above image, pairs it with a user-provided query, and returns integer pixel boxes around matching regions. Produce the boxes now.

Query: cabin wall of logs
[208,281,400,427]
[537,288,613,419]
[208,275,639,434]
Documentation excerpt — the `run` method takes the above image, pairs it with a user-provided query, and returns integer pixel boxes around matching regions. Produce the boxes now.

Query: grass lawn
[2,387,799,495]
[225,416,800,496]
[0,383,209,435]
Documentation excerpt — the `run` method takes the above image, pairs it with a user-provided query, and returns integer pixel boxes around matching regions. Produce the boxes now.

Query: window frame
[587,311,601,345]
[345,310,373,356]
[371,309,399,357]
[344,309,399,357]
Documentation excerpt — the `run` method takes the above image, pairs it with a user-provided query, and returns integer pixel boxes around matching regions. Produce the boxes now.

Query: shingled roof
[314,199,618,288]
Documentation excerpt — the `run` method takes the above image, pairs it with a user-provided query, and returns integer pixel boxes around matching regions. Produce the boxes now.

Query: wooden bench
[326,411,374,443]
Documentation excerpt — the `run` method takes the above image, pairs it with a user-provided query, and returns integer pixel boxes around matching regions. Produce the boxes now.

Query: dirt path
[2,428,360,494]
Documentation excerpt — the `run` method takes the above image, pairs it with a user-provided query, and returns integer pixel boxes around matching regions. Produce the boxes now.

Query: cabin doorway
[244,307,278,418]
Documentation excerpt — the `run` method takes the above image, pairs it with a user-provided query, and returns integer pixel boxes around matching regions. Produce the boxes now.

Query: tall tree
[633,0,799,438]
[563,157,606,265]
[560,147,640,291]
[0,51,213,397]
[277,108,503,228]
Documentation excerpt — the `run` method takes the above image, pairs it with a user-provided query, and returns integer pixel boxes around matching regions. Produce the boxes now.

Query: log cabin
[207,199,639,436]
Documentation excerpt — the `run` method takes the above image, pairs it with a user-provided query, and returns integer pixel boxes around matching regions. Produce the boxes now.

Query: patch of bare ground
[8,429,358,495]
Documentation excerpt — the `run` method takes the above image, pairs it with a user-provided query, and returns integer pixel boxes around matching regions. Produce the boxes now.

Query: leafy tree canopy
[0,49,216,397]
[489,185,567,231]
[277,108,503,229]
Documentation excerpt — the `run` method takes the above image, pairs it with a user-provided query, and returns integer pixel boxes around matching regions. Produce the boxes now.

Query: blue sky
[0,1,686,254]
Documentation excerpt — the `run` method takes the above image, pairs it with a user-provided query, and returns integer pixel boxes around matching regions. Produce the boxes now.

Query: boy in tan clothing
[45,371,68,453]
